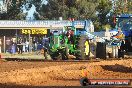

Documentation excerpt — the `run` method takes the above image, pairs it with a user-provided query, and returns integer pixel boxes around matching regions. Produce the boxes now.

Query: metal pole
[112,46,115,58]
[16,29,17,44]
[115,46,117,58]
[29,32,31,52]
[4,36,5,53]
[30,37,32,52]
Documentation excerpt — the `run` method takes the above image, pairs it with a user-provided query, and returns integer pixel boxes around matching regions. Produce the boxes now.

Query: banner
[22,28,47,34]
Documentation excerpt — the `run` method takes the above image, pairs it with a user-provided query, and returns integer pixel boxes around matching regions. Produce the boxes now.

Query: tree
[38,0,110,31]
[38,0,99,20]
[68,7,79,18]
[127,0,132,14]
[0,13,8,20]
[4,0,26,20]
[113,0,132,15]
[75,0,98,20]
[96,0,112,26]
[1,0,42,20]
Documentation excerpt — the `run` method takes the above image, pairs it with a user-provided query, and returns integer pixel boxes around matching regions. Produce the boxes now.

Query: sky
[42,0,48,5]
[0,0,3,6]
[22,0,48,20]
[26,4,36,20]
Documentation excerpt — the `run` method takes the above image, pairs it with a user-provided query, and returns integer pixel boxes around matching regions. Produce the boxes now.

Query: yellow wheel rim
[84,41,89,55]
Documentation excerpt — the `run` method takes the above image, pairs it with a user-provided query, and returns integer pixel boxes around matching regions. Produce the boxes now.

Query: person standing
[18,38,23,54]
[11,43,16,54]
[25,40,29,52]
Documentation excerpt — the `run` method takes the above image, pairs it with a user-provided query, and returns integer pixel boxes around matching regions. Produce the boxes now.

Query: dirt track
[0,58,132,87]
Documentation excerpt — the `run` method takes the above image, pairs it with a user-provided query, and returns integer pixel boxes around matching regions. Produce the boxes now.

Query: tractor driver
[66,29,74,44]
[111,27,125,45]
[112,27,124,40]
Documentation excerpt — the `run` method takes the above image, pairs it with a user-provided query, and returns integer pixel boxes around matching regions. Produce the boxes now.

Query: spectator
[18,38,23,54]
[11,43,16,54]
[25,40,29,52]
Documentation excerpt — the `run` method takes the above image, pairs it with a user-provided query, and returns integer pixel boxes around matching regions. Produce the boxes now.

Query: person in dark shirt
[18,38,23,54]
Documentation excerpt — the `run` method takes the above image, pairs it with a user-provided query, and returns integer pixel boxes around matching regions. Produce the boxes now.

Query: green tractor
[48,26,90,60]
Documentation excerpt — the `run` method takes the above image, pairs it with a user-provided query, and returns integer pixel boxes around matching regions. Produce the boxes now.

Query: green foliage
[94,21,101,32]
[128,1,132,14]
[38,0,99,20]
[16,13,27,20]
[68,7,79,18]
[39,0,64,19]
[113,0,132,15]
[93,0,112,31]
[0,13,7,20]
[6,0,26,20]
[75,0,98,19]
[96,0,112,25]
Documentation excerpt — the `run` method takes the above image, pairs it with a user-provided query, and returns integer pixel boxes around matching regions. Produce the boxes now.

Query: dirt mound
[0,59,132,86]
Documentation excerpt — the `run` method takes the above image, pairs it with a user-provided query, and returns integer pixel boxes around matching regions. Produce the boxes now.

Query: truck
[115,14,132,56]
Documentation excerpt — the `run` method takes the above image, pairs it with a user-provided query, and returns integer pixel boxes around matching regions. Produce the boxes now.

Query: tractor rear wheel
[76,36,90,60]
[49,48,68,60]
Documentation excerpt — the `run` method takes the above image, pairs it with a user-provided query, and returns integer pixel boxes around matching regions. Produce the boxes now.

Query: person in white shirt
[25,40,29,52]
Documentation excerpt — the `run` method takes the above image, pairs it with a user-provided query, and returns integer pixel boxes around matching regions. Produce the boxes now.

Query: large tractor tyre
[76,36,90,60]
[49,48,68,60]
[124,37,132,52]
[128,37,132,52]
[49,52,60,60]
[80,77,91,86]
[118,49,124,58]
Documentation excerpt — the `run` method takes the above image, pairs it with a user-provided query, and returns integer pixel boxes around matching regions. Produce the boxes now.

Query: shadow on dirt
[101,64,132,73]
[3,58,94,62]
[51,78,79,81]
[4,58,45,62]
[0,83,83,88]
